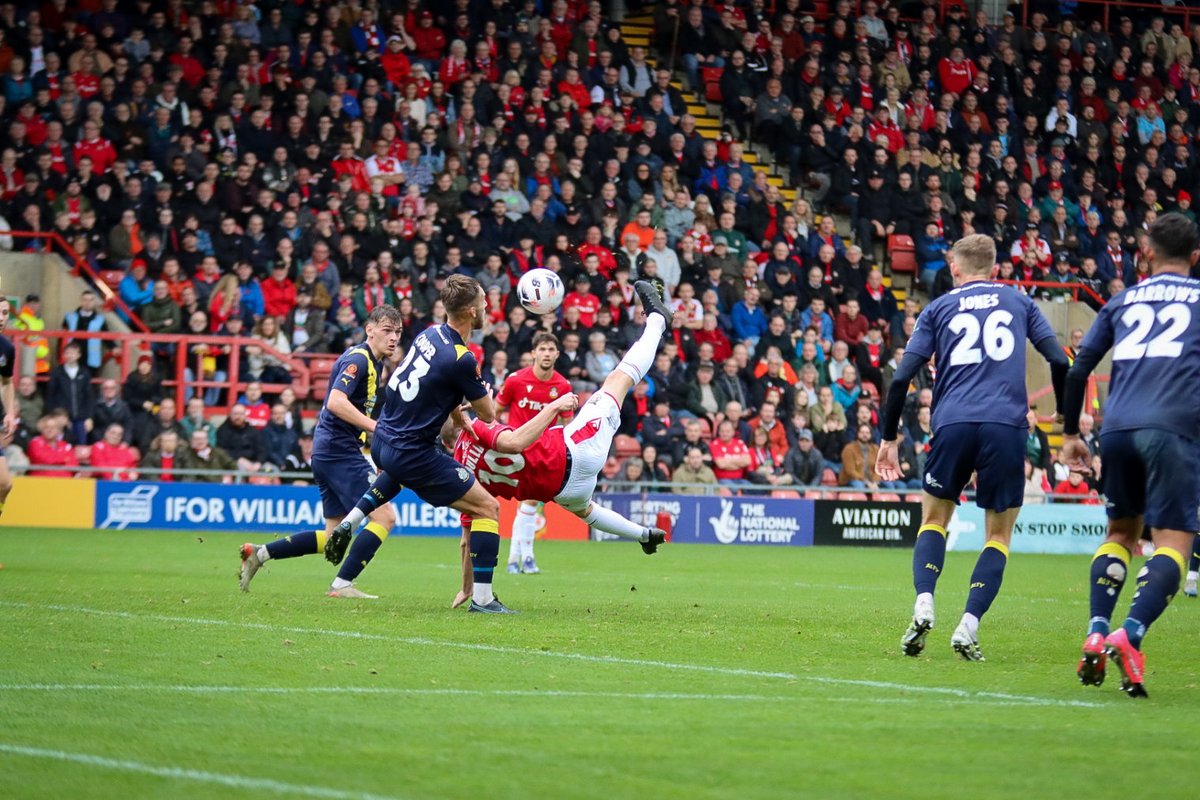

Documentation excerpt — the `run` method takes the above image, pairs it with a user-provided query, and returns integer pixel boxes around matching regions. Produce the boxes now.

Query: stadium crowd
[0,0,1145,500]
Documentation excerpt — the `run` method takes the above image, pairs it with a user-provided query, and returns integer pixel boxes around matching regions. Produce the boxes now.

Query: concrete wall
[1026,298,1111,418]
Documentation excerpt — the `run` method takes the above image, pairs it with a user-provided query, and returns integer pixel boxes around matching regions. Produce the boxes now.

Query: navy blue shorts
[312,452,375,520]
[923,422,1026,512]
[371,438,475,508]
[1101,429,1200,532]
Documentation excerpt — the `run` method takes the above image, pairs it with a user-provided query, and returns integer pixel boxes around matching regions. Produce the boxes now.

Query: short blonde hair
[951,234,997,277]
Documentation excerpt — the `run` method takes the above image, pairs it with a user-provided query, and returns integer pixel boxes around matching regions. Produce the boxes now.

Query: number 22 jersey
[904,281,1058,432]
[452,418,568,502]
[1076,273,1200,440]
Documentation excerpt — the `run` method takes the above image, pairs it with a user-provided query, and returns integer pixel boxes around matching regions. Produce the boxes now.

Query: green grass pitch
[1,528,1198,799]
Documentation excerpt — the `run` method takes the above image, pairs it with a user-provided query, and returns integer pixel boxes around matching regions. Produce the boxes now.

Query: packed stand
[0,0,1123,498]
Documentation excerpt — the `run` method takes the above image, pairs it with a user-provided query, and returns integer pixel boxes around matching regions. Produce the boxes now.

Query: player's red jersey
[453,418,568,503]
[495,366,573,426]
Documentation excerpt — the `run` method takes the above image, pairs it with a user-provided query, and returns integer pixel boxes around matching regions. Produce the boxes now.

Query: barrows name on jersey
[1122,283,1200,306]
[415,335,437,360]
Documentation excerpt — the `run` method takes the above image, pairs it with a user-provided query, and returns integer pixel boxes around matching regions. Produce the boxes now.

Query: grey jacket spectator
[784,431,826,486]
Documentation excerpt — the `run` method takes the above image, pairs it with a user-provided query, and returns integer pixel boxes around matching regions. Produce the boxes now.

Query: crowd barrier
[4,477,1109,555]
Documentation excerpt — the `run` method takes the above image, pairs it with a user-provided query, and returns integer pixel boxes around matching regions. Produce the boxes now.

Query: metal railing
[598,480,1103,503]
[19,463,314,483]
[995,278,1107,307]
[6,230,150,332]
[9,328,314,413]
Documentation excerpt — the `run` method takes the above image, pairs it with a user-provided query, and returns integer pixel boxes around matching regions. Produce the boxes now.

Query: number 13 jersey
[1076,273,1200,439]
[376,324,489,449]
[905,281,1059,432]
[452,418,569,503]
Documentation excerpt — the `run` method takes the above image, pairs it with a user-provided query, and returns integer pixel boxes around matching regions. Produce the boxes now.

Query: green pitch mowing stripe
[0,529,1198,800]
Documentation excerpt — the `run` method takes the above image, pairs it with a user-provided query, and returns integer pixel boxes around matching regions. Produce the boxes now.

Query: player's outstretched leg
[569,501,670,553]
[634,279,673,322]
[239,530,329,591]
[951,540,1009,662]
[1185,533,1200,597]
[902,522,947,656]
[1106,542,1188,698]
[1078,539,1133,686]
[505,509,524,574]
[326,472,404,565]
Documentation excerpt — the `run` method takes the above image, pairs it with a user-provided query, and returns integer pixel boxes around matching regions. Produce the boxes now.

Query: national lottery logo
[100,485,159,530]
[709,499,740,544]
[707,499,800,545]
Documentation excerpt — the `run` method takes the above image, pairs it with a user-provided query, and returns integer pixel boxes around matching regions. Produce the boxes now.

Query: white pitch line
[0,600,1108,709]
[0,743,402,800]
[0,684,1071,709]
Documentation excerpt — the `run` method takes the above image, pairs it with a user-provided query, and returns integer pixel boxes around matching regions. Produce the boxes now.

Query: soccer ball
[517,268,565,315]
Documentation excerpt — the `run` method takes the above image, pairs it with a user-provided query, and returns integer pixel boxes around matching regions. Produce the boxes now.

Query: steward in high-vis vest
[13,294,49,375]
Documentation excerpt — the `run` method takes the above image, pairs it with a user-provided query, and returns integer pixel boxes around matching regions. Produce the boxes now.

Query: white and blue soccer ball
[517,268,565,315]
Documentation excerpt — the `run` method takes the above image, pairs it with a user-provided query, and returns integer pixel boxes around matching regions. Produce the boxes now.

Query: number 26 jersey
[905,281,1058,432]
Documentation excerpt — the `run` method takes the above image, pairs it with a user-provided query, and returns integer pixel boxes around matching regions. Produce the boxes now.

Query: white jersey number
[1113,303,1191,360]
[947,310,1016,366]
[477,451,525,488]
[388,347,430,401]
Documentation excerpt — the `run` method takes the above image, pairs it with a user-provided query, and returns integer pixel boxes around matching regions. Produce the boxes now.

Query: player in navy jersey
[876,234,1069,661]
[239,306,402,598]
[322,275,514,613]
[1060,213,1200,697]
[0,296,18,529]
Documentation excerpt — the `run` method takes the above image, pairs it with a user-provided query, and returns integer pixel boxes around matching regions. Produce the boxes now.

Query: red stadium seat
[771,489,801,499]
[99,270,125,291]
[888,234,917,274]
[821,468,838,486]
[874,493,902,502]
[804,490,824,500]
[702,67,724,103]
[614,434,641,458]
[839,492,869,501]
[718,486,734,497]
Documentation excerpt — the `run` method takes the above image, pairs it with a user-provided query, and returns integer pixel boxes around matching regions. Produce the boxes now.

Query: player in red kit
[494,332,574,574]
[446,281,675,608]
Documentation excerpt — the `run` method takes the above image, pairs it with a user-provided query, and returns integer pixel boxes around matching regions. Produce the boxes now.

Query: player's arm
[1026,299,1071,415]
[489,393,579,454]
[876,350,930,481]
[327,389,377,434]
[459,353,497,423]
[1060,313,1113,471]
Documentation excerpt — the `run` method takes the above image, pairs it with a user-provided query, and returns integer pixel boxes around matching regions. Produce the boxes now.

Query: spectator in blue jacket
[731,286,768,347]
[916,221,950,292]
[118,260,154,316]
[234,261,265,322]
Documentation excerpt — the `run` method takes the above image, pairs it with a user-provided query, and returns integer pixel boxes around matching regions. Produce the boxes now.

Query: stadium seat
[770,489,801,499]
[702,67,724,103]
[804,490,824,500]
[875,493,902,502]
[839,492,869,501]
[602,456,621,479]
[821,468,838,486]
[887,235,917,274]
[99,270,124,291]
[614,434,641,458]
[718,486,734,497]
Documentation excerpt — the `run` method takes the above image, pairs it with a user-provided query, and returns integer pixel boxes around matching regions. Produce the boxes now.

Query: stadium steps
[627,12,796,202]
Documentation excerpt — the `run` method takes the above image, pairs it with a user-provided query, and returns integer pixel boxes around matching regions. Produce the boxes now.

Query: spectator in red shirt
[89,422,139,480]
[381,35,412,87]
[709,419,751,484]
[73,120,117,174]
[140,429,185,482]
[27,412,78,477]
[834,298,870,345]
[1054,470,1099,503]
[240,381,271,428]
[938,45,976,97]
[261,262,298,319]
[562,274,601,327]
[410,10,447,68]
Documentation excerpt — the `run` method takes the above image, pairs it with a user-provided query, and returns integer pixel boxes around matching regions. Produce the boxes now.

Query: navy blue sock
[912,524,948,596]
[964,541,1009,620]
[265,530,325,560]
[353,472,404,518]
[336,522,389,583]
[1189,535,1200,573]
[1122,548,1185,649]
[1088,542,1131,636]
[470,519,500,595]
